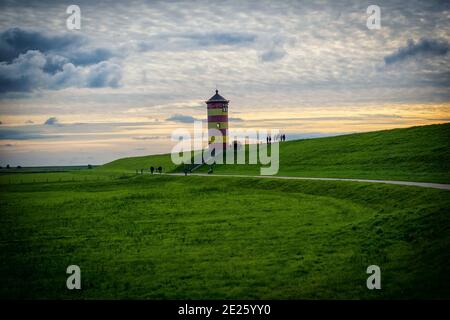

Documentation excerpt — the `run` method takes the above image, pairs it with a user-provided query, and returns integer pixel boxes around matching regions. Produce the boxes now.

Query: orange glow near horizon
[1,101,449,166]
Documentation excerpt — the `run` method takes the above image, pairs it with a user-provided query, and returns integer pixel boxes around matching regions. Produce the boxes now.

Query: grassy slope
[94,123,450,183]
[0,175,449,299]
[199,123,450,183]
[98,153,179,173]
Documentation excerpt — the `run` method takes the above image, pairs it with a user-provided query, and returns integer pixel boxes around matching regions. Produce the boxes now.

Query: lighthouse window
[216,123,220,129]
[222,105,227,112]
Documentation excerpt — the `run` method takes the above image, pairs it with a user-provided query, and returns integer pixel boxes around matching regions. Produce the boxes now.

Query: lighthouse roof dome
[206,90,229,103]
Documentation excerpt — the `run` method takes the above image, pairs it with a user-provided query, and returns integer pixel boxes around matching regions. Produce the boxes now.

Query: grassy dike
[0,174,449,299]
[196,123,450,183]
[92,123,449,183]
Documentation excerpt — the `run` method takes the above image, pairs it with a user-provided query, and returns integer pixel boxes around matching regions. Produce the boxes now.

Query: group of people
[136,166,163,174]
[266,133,286,144]
[150,166,163,174]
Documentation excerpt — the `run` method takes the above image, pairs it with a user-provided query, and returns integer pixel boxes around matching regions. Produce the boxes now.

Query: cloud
[259,35,288,62]
[0,121,162,141]
[0,28,122,93]
[0,27,83,62]
[68,48,116,66]
[0,50,47,93]
[260,49,286,62]
[166,114,241,123]
[166,114,200,123]
[0,128,60,140]
[0,27,117,65]
[133,136,168,140]
[86,61,122,88]
[0,49,122,93]
[183,32,256,47]
[243,114,406,123]
[44,117,59,125]
[137,32,256,51]
[384,38,450,65]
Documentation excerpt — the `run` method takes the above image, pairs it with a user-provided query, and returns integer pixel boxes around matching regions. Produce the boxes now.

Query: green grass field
[1,175,449,299]
[0,123,449,299]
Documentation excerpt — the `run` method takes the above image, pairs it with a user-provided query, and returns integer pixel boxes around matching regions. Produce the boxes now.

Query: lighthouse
[206,90,229,151]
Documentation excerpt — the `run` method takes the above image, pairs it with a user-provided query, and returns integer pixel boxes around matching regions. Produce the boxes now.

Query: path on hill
[166,173,450,190]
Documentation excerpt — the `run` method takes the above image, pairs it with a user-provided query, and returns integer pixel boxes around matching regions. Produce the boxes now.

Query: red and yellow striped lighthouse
[206,90,229,151]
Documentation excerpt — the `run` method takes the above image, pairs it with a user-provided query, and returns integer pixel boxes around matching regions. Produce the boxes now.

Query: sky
[0,0,449,166]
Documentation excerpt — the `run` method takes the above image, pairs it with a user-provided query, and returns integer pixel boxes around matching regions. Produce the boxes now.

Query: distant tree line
[0,164,21,169]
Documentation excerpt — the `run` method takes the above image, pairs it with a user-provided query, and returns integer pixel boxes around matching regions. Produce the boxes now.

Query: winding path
[167,173,450,190]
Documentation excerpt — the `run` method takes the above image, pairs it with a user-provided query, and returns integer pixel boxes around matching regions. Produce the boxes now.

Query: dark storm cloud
[0,27,116,65]
[384,38,450,65]
[0,28,121,93]
[0,27,83,62]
